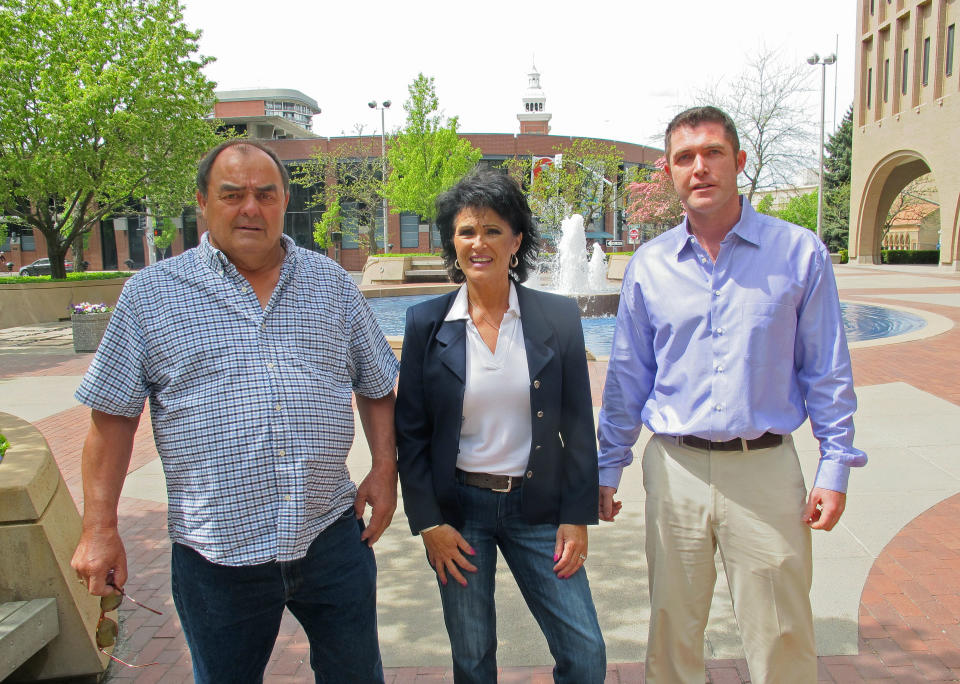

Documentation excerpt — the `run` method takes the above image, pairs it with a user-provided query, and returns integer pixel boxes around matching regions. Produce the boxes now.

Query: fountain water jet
[540,214,619,316]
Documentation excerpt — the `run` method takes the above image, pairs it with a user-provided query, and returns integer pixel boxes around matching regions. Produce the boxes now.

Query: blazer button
[533,379,541,389]
[536,410,544,418]
[534,444,541,450]
[525,470,533,478]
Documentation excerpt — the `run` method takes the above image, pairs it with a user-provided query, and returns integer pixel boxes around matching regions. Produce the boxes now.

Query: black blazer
[395,283,599,534]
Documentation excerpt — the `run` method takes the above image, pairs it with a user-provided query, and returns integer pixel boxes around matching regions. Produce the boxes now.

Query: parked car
[18,258,74,276]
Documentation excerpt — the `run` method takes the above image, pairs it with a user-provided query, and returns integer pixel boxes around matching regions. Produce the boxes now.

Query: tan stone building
[850,0,959,268]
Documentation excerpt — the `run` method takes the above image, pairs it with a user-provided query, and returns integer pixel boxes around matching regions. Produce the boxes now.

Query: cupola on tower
[517,64,551,135]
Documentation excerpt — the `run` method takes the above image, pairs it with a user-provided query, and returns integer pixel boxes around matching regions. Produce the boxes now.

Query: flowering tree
[626,158,684,235]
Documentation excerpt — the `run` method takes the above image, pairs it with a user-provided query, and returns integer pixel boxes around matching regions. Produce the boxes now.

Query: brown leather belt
[677,432,783,452]
[456,469,523,492]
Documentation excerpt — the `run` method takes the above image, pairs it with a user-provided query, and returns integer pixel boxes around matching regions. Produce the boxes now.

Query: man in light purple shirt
[596,106,866,684]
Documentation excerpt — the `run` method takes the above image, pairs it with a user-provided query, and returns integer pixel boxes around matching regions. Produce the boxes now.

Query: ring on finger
[578,554,587,561]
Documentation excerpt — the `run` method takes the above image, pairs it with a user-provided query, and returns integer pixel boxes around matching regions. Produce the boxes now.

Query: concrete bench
[0,599,59,680]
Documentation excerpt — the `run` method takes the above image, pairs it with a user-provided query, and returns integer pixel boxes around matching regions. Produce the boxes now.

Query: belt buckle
[491,476,513,493]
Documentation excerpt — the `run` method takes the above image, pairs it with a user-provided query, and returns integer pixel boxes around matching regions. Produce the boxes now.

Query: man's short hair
[664,106,740,160]
[196,139,290,198]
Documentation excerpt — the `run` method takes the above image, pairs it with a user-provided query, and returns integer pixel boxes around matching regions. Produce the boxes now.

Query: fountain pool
[364,295,927,358]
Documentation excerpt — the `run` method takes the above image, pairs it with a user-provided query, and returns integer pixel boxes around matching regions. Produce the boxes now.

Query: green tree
[755,194,776,216]
[776,190,818,231]
[507,139,628,239]
[384,74,482,224]
[824,106,853,189]
[294,139,386,253]
[0,0,222,278]
[821,105,853,252]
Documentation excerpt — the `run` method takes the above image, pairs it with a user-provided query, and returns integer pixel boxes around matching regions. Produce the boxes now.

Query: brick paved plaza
[1,262,959,682]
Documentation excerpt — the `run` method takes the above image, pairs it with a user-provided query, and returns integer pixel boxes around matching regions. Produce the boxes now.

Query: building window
[400,213,419,248]
[883,58,890,102]
[340,201,359,249]
[902,48,909,94]
[867,67,873,108]
[18,226,35,251]
[947,24,955,77]
[922,36,931,85]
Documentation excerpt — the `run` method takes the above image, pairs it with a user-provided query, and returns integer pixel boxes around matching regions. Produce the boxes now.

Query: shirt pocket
[742,302,796,366]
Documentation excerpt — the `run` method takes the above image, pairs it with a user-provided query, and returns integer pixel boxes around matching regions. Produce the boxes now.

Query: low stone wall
[0,278,129,329]
[361,257,410,286]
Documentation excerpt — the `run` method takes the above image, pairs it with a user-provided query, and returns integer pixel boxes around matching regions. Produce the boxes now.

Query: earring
[454,259,462,271]
[510,253,519,268]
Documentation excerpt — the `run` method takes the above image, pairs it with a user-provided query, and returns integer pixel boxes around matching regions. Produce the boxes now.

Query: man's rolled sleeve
[74,283,149,417]
[346,283,399,399]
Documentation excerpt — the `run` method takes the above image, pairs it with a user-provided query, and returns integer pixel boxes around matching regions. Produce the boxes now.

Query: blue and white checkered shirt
[76,233,398,565]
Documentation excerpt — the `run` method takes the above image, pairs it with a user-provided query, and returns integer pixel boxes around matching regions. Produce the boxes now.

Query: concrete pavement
[1,262,960,681]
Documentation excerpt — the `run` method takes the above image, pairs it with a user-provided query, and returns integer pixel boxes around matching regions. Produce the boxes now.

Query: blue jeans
[437,482,606,683]
[171,508,383,684]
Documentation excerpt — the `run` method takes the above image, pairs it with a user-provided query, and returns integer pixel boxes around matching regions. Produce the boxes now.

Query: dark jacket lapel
[516,284,555,382]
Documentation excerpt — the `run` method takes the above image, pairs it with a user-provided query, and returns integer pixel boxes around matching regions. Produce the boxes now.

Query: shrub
[0,271,132,285]
[880,250,939,265]
[838,249,849,264]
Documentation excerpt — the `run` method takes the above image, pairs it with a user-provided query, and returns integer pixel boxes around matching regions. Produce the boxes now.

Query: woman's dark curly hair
[435,171,540,283]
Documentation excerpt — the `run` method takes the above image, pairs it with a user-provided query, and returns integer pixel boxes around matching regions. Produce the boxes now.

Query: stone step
[404,270,451,283]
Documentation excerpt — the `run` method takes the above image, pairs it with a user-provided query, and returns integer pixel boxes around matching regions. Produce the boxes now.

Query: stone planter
[71,312,111,353]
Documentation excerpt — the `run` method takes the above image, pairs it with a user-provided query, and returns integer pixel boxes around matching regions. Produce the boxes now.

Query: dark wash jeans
[171,508,383,684]
[436,482,606,684]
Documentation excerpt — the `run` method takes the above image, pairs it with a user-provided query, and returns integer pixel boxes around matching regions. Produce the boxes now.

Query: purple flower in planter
[72,302,113,315]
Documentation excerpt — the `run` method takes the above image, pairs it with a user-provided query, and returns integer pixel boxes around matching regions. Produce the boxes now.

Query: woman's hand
[553,524,588,579]
[422,524,477,587]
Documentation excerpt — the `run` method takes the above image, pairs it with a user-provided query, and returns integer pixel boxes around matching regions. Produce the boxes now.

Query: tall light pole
[807,52,836,242]
[368,100,391,253]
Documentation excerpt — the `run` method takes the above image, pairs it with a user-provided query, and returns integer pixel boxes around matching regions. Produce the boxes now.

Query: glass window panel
[947,25,955,77]
[400,213,419,248]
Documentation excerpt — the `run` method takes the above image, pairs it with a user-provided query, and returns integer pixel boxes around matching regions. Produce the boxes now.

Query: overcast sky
[182,0,856,148]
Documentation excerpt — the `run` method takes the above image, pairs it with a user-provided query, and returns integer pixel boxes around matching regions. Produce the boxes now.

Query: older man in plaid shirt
[71,139,399,683]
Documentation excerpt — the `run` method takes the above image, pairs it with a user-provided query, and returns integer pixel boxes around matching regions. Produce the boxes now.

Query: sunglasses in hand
[96,575,163,669]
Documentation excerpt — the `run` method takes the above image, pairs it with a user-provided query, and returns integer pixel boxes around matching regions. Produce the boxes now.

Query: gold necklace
[468,297,505,331]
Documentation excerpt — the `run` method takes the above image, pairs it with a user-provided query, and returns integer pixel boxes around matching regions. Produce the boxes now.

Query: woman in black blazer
[395,172,605,683]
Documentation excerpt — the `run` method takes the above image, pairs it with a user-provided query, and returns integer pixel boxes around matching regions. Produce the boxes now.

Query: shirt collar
[674,195,763,257]
[444,281,521,322]
[198,231,298,273]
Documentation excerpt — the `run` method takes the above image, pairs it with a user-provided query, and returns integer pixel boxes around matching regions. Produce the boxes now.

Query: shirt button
[284,494,291,501]
[700,257,706,263]
[714,289,721,296]
[716,327,725,335]
[525,470,533,478]
[278,449,286,457]
[266,362,275,370]
[714,404,724,412]
[536,410,544,418]
[242,286,249,293]
[533,380,541,389]
[275,403,282,411]
[716,366,724,373]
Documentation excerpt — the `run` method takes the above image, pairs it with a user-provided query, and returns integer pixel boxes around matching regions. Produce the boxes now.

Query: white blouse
[444,282,532,477]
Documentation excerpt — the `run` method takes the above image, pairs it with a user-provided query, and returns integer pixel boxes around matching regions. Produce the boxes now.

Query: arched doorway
[855,151,934,263]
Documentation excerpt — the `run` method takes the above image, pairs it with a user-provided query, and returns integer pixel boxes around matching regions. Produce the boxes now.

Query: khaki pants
[642,434,816,684]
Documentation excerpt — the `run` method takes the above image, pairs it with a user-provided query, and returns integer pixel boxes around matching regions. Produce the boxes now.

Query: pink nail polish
[553,553,559,562]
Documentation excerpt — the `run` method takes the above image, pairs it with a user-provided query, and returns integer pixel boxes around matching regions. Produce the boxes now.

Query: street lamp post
[368,100,391,253]
[807,52,836,243]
